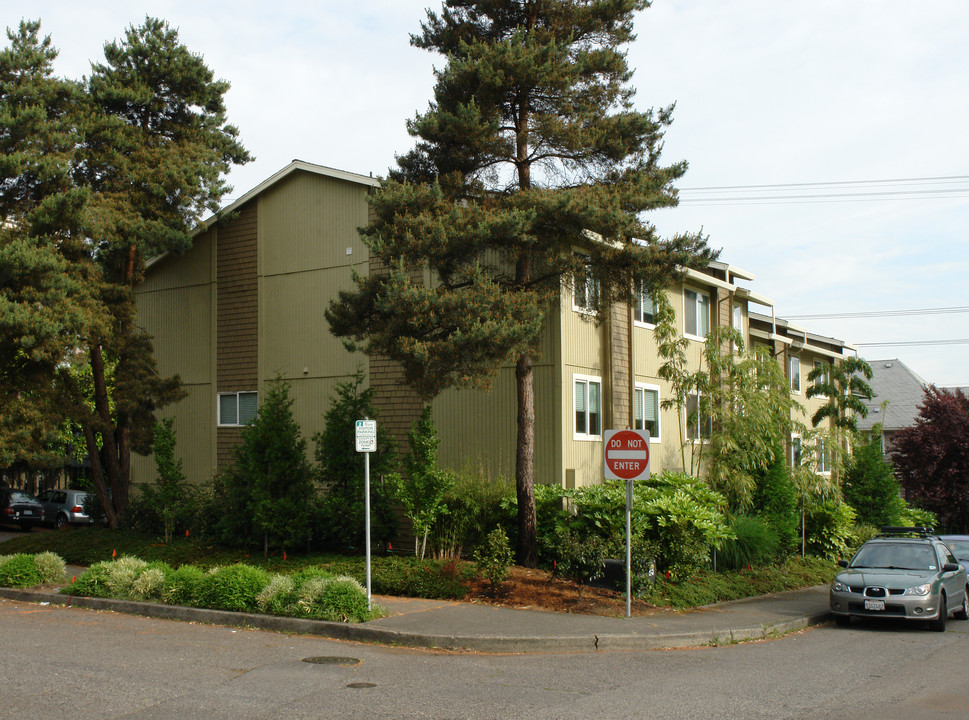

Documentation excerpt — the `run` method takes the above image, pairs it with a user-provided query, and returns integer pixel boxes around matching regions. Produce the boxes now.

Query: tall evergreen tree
[327,0,714,565]
[0,19,250,523]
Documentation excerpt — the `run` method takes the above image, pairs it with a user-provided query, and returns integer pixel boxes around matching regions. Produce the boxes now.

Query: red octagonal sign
[604,429,651,481]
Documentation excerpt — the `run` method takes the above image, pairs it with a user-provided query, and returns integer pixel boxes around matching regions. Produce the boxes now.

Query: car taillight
[71,506,83,513]
[3,507,13,516]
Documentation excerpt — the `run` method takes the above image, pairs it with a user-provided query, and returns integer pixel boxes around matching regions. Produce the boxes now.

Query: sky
[18,0,969,387]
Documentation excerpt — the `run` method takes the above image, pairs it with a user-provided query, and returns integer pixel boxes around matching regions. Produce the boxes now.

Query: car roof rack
[879,526,936,538]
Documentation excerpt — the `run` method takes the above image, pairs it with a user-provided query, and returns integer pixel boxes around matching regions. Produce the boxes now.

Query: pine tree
[327,0,713,565]
[220,378,316,557]
[0,18,250,524]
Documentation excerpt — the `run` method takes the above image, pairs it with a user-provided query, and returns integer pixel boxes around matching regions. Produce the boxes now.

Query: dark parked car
[830,526,969,631]
[940,535,969,574]
[36,489,94,528]
[0,489,44,531]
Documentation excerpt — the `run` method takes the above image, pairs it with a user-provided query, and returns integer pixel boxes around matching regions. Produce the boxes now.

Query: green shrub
[199,564,270,613]
[256,573,297,615]
[752,439,799,556]
[548,527,608,586]
[474,526,514,591]
[33,552,67,585]
[164,565,208,606]
[428,470,516,559]
[130,566,170,602]
[804,497,856,559]
[717,515,780,570]
[0,554,42,588]
[370,556,467,599]
[296,575,372,622]
[843,437,906,527]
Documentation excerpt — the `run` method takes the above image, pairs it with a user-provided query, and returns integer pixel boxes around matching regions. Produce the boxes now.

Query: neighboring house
[132,160,857,490]
[857,359,928,454]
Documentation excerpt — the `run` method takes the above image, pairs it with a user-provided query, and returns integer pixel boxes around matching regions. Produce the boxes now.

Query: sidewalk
[0,583,833,654]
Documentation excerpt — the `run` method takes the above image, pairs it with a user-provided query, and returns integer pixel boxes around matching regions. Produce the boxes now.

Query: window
[218,391,258,427]
[573,256,598,312]
[574,375,602,438]
[732,305,743,333]
[633,383,660,441]
[813,361,830,398]
[816,438,832,474]
[790,356,801,393]
[686,392,712,441]
[633,278,656,326]
[684,288,710,339]
[790,435,803,466]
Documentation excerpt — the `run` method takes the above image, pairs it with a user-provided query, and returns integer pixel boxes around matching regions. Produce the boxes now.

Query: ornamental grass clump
[199,564,270,613]
[33,552,67,585]
[0,553,42,588]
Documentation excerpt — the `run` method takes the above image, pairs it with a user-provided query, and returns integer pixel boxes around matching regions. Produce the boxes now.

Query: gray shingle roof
[857,359,927,432]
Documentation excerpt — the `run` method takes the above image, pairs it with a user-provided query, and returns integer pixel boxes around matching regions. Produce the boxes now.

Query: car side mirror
[838,559,849,568]
[943,563,960,573]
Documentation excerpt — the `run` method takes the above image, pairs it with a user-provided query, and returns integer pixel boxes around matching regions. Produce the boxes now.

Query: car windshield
[851,542,937,571]
[945,540,969,560]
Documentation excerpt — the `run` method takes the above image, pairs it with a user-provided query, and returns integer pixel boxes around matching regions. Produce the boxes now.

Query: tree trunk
[515,350,538,567]
[89,341,125,527]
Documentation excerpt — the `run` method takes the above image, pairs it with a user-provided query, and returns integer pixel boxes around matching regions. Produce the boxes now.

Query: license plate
[23,509,33,515]
[865,599,886,611]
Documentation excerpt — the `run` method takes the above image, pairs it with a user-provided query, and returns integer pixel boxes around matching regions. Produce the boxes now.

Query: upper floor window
[816,437,832,474]
[574,375,602,439]
[684,288,710,339]
[218,391,258,427]
[633,278,656,326]
[790,356,801,393]
[573,256,599,313]
[686,392,713,441]
[633,383,660,441]
[813,360,830,398]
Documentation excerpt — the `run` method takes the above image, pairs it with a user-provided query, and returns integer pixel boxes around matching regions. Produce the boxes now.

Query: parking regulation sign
[603,429,650,481]
[355,419,377,453]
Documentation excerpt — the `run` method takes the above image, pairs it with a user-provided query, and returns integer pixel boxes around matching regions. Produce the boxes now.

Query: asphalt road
[3,597,968,719]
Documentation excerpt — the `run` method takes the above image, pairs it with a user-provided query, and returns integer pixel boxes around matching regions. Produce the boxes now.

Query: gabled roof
[858,358,927,433]
[145,160,380,271]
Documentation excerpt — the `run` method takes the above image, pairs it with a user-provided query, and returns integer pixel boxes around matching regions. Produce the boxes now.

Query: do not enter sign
[604,429,651,481]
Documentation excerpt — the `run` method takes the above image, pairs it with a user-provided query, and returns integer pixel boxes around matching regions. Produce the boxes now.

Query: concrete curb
[0,586,833,653]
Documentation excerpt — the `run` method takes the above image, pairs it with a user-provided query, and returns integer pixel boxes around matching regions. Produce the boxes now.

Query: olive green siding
[132,230,218,484]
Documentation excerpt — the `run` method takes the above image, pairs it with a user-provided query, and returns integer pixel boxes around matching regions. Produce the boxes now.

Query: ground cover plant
[60,556,382,623]
[0,551,66,587]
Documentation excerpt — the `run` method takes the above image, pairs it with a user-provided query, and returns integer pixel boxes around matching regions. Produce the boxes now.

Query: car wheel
[930,595,947,632]
[955,588,969,621]
[834,615,851,627]
[56,513,69,529]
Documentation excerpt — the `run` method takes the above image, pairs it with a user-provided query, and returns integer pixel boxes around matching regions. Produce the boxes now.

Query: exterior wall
[216,202,259,470]
[132,229,218,485]
[256,171,372,444]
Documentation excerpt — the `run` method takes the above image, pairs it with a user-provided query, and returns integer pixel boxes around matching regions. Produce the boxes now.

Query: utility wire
[787,306,969,320]
[854,339,969,347]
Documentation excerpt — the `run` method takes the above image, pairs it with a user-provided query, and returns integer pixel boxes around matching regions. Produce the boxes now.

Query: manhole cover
[346,682,377,689]
[302,656,361,666]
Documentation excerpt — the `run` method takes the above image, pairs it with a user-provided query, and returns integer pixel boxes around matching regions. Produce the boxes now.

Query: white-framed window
[686,392,712,441]
[572,256,599,313]
[684,287,710,339]
[813,360,830,398]
[633,278,656,326]
[573,374,602,439]
[790,356,801,394]
[218,391,258,427]
[732,304,743,333]
[633,383,660,442]
[816,437,832,474]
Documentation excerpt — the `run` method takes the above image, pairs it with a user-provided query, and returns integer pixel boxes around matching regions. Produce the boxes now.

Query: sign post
[355,419,377,610]
[604,428,651,618]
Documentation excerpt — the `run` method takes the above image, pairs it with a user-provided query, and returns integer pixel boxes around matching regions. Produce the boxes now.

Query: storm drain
[302,656,361,666]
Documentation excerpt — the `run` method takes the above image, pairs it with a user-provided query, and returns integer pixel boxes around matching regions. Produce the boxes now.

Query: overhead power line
[854,339,969,348]
[676,174,969,206]
[786,306,969,320]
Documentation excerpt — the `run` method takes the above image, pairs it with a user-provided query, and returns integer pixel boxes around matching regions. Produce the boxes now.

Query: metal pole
[626,479,632,619]
[364,449,372,611]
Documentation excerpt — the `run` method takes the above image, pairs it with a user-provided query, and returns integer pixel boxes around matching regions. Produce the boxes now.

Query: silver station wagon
[830,527,969,631]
